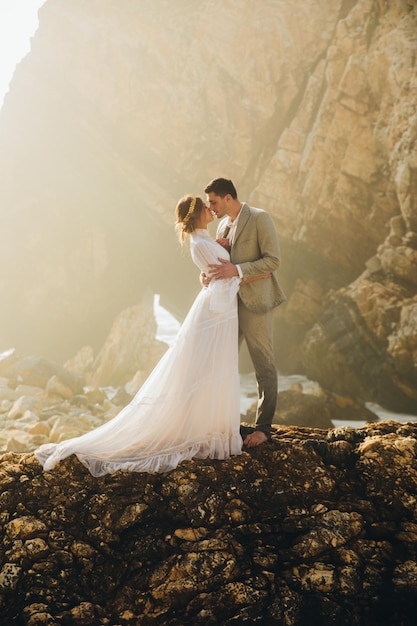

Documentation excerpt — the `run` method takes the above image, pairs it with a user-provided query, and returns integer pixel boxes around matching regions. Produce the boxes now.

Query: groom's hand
[208,258,239,280]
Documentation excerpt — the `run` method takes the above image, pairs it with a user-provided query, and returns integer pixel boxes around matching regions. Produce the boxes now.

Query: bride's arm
[192,239,239,292]
[191,238,227,274]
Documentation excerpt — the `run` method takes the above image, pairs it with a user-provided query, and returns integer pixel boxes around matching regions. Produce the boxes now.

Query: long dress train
[35,229,242,476]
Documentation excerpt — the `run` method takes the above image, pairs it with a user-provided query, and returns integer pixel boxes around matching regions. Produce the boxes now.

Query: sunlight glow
[0,0,46,109]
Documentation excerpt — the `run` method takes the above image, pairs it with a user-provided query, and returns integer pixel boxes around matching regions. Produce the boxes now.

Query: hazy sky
[0,0,46,108]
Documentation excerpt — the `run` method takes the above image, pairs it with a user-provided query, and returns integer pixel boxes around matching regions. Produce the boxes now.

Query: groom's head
[204,178,238,218]
[204,178,237,199]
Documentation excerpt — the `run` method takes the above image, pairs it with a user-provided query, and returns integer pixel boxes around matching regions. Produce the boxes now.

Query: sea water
[153,295,417,427]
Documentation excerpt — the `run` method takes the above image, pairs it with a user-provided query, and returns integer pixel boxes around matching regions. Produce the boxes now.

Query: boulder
[91,304,167,388]
[245,386,379,429]
[13,355,84,395]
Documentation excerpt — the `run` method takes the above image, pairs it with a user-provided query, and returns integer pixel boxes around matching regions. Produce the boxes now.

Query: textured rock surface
[0,0,416,411]
[1,421,417,625]
[284,0,417,411]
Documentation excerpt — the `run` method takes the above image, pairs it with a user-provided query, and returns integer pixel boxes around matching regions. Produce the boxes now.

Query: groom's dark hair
[204,178,237,199]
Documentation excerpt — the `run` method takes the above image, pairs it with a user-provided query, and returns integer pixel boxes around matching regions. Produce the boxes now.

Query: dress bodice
[190,229,230,274]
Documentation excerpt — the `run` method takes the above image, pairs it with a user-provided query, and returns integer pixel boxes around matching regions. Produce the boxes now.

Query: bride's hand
[216,237,231,251]
[200,271,211,287]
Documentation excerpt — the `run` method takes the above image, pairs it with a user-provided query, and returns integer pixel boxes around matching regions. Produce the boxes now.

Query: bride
[35,195,243,476]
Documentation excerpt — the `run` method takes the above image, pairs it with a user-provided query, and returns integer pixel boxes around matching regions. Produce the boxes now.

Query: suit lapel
[232,203,250,247]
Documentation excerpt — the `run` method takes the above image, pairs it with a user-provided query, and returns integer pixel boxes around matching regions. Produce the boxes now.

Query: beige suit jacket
[217,203,286,313]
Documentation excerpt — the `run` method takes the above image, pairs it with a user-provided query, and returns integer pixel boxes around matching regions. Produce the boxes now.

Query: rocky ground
[1,421,417,625]
[1,307,416,624]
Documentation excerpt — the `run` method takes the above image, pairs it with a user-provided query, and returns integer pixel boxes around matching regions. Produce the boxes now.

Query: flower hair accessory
[185,196,196,219]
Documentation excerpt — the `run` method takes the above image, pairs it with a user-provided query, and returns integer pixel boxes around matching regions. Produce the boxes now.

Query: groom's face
[207,192,228,218]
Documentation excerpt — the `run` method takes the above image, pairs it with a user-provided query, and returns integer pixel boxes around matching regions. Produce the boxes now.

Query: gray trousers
[238,300,277,436]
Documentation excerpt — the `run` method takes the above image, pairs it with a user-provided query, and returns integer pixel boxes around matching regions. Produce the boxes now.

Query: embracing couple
[35,178,286,477]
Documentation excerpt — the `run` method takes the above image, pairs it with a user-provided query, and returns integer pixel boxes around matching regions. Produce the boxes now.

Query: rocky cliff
[1,421,417,625]
[0,0,416,412]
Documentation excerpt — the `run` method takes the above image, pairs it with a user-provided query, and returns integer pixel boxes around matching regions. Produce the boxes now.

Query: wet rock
[1,421,417,624]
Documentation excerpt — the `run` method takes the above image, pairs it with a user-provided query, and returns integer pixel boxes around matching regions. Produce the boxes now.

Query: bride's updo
[175,195,204,243]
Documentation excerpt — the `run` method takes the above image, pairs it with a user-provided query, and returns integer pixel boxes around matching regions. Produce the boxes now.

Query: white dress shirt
[225,206,243,279]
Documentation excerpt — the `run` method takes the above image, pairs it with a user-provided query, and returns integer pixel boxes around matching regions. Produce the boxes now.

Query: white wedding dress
[35,229,242,476]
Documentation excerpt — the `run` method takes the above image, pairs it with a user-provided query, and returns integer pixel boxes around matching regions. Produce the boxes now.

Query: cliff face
[0,0,416,411]
[1,422,417,625]
[265,0,417,411]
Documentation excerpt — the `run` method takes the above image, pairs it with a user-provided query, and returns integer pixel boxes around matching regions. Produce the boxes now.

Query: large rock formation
[262,0,417,412]
[1,421,417,625]
[0,0,416,412]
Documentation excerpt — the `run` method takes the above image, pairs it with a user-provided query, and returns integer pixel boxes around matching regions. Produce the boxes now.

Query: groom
[204,178,286,448]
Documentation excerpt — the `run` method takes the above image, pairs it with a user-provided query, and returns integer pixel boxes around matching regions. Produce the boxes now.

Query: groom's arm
[207,258,240,280]
[238,211,281,279]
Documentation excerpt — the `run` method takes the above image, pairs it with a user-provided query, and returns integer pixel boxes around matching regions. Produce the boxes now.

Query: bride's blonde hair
[175,195,204,243]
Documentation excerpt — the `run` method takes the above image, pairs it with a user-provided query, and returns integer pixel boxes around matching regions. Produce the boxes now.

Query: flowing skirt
[35,279,242,476]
